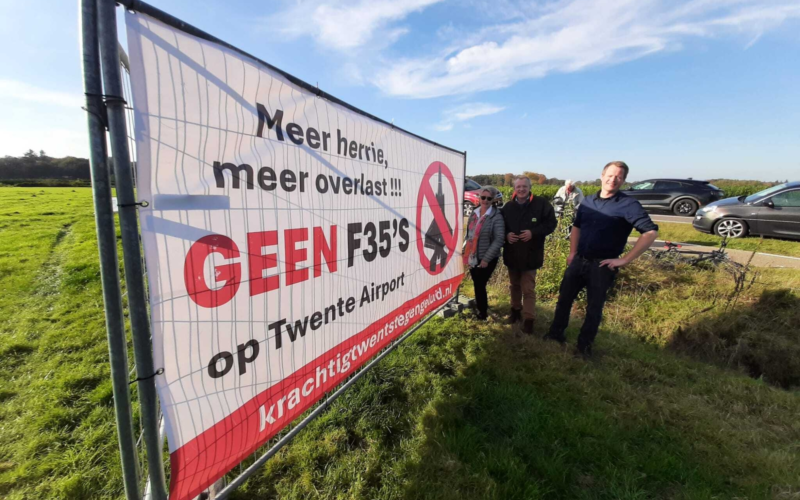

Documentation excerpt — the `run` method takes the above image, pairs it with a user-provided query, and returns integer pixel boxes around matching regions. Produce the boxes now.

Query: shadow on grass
[398,317,744,500]
[229,301,800,499]
[671,288,800,389]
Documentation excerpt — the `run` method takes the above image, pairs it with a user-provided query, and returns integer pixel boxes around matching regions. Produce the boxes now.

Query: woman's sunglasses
[480,196,493,201]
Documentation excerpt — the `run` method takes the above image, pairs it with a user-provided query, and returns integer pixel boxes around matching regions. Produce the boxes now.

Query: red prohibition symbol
[416,161,459,276]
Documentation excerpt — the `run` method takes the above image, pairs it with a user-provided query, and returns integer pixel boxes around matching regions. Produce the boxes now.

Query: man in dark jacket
[502,176,557,334]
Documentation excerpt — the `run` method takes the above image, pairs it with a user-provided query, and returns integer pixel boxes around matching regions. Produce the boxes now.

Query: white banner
[126,12,465,500]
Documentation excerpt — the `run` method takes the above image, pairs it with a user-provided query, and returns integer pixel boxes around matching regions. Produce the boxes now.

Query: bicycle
[685,238,744,270]
[648,238,743,271]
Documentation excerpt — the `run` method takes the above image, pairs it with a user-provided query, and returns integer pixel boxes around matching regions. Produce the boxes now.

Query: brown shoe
[522,319,534,334]
[507,308,522,325]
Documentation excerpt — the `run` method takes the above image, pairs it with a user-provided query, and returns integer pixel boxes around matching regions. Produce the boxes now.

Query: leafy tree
[0,153,90,181]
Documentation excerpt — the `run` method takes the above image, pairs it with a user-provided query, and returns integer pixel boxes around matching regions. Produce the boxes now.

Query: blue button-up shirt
[573,191,658,260]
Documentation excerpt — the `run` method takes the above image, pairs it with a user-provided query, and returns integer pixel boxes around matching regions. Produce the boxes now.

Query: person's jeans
[469,259,499,316]
[547,256,617,348]
[508,269,537,320]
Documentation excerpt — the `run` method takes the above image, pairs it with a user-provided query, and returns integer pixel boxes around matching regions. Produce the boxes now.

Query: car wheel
[714,218,748,239]
[673,199,698,216]
[463,202,475,217]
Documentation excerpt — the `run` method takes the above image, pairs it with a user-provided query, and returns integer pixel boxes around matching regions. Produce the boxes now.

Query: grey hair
[481,185,500,198]
[513,175,532,187]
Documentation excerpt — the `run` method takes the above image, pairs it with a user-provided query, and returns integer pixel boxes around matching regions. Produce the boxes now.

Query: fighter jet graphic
[424,165,452,272]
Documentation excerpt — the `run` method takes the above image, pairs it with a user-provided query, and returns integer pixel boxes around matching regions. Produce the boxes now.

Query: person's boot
[543,331,567,345]
[522,319,534,334]
[574,343,593,359]
[507,308,522,324]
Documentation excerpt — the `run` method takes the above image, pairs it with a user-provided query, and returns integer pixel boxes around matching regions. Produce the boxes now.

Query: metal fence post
[454,150,468,306]
[80,0,141,498]
[95,0,168,498]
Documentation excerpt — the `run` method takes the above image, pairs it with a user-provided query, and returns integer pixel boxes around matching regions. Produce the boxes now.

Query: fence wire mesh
[114,7,465,498]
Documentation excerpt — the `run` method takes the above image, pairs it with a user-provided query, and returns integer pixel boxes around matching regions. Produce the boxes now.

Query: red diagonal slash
[420,181,457,252]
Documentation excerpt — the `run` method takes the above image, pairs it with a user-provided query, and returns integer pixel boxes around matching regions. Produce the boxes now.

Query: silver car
[692,181,800,240]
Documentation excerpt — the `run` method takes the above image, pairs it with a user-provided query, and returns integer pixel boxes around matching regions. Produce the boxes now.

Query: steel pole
[80,0,141,498]
[456,150,468,303]
[95,1,168,498]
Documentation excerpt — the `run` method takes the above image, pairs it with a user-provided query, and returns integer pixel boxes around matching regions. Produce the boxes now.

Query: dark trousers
[469,258,499,316]
[548,256,617,348]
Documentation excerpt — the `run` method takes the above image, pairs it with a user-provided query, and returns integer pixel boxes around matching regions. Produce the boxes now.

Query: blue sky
[0,0,798,181]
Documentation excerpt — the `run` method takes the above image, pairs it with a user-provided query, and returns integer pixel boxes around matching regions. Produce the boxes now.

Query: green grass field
[655,221,800,258]
[1,188,799,499]
[0,188,126,499]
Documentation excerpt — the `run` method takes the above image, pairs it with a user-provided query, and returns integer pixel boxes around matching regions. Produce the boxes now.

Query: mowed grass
[0,188,126,499]
[655,221,800,258]
[1,187,799,499]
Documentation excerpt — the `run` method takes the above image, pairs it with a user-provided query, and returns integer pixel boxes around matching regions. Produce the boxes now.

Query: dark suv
[624,179,725,216]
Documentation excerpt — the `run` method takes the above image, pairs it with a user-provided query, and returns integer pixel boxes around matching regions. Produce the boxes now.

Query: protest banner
[126,12,465,499]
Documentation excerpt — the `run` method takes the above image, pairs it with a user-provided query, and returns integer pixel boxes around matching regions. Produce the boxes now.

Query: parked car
[624,179,726,216]
[692,181,800,240]
[463,178,503,216]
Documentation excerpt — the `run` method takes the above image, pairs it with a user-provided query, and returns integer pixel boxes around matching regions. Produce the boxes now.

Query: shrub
[496,185,600,202]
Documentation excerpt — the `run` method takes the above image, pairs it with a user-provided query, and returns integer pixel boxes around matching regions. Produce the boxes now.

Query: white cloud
[0,79,83,109]
[267,0,443,51]
[373,0,800,98]
[434,122,454,131]
[434,102,505,131]
[0,88,88,157]
[0,126,88,158]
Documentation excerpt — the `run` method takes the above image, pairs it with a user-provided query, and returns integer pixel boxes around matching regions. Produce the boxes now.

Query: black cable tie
[118,200,149,208]
[84,92,127,106]
[130,367,164,385]
[121,0,141,13]
[81,106,109,130]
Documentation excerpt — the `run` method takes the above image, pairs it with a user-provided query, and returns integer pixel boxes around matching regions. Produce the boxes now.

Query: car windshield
[465,179,481,191]
[707,184,720,190]
[744,183,789,204]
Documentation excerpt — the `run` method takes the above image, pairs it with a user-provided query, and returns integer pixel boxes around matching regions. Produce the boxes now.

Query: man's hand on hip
[599,258,628,270]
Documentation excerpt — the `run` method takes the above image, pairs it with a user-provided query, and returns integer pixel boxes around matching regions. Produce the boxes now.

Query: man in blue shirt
[545,161,658,357]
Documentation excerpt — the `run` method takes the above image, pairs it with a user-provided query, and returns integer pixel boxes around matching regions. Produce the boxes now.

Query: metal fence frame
[81,1,466,498]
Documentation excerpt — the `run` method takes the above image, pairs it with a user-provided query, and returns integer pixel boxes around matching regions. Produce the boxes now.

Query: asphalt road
[642,212,800,267]
[649,214,693,225]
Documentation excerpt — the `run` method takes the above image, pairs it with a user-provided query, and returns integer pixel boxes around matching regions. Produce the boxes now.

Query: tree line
[0,150,90,182]
[0,151,784,191]
[468,172,579,187]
